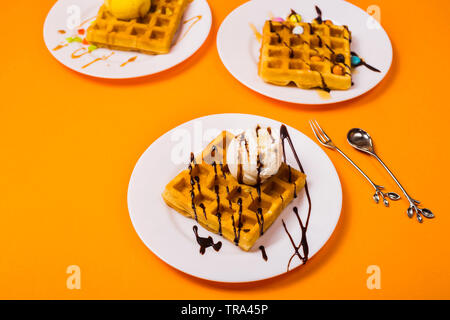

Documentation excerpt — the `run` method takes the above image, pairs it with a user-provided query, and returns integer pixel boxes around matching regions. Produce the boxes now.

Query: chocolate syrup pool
[193,226,222,255]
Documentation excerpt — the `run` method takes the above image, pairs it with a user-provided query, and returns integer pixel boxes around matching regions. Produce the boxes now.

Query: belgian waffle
[162,131,306,251]
[258,20,352,90]
[86,0,189,54]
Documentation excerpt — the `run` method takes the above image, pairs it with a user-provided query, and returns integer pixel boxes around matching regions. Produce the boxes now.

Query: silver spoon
[310,120,400,206]
[347,128,434,223]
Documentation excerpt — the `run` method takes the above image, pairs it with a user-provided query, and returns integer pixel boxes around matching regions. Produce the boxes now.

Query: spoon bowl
[347,128,375,154]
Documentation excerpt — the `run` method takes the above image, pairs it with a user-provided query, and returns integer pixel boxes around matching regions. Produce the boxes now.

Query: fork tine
[309,120,326,144]
[309,120,320,141]
[313,119,331,141]
[310,120,327,143]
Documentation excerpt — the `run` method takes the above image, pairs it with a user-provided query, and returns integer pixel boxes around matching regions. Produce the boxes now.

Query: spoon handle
[372,153,434,221]
[372,153,411,201]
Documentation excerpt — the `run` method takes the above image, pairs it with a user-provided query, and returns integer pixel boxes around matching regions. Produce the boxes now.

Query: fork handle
[335,147,378,190]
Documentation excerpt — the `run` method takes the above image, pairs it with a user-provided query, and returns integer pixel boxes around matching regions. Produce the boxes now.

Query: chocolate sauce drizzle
[293,182,297,198]
[214,185,223,236]
[318,73,331,93]
[343,25,352,43]
[280,125,312,270]
[236,133,245,184]
[219,163,227,179]
[237,163,244,184]
[189,153,198,222]
[231,198,243,245]
[259,245,268,261]
[324,43,335,55]
[351,51,381,72]
[283,41,295,58]
[193,226,222,255]
[190,152,197,166]
[287,165,297,198]
[316,35,323,48]
[255,126,264,236]
[212,161,218,179]
[194,175,201,194]
[267,127,275,143]
[199,203,207,220]
[190,187,198,222]
[256,207,264,236]
[275,32,282,43]
[282,207,308,268]
[309,5,382,91]
[226,186,233,209]
[314,5,323,24]
[188,125,312,256]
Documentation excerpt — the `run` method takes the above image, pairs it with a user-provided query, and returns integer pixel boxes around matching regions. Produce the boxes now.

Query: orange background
[0,0,449,299]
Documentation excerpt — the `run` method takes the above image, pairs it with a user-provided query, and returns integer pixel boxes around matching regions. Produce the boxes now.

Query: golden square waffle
[258,20,352,90]
[162,131,306,251]
[86,0,189,54]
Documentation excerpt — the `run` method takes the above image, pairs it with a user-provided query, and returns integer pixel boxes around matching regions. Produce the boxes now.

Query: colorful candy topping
[310,55,323,62]
[292,26,304,35]
[287,9,301,23]
[332,64,345,75]
[272,17,284,22]
[350,52,381,72]
[351,55,361,66]
[335,53,345,63]
[66,36,82,43]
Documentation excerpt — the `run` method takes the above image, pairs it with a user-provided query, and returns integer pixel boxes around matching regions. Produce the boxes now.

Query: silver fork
[309,120,401,206]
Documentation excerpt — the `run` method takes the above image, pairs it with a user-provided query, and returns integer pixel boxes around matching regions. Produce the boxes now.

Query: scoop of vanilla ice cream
[105,0,151,20]
[226,126,283,185]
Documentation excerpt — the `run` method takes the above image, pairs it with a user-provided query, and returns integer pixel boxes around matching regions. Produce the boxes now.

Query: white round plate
[43,0,212,79]
[217,0,393,105]
[127,114,342,282]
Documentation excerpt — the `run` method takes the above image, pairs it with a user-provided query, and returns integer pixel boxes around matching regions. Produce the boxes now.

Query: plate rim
[127,113,343,283]
[216,0,393,105]
[43,0,213,79]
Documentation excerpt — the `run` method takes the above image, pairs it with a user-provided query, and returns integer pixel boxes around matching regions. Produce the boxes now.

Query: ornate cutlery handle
[335,147,400,206]
[373,154,434,222]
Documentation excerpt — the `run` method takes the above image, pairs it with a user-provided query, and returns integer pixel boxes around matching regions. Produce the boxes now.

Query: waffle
[258,20,352,90]
[86,0,189,54]
[162,131,306,251]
